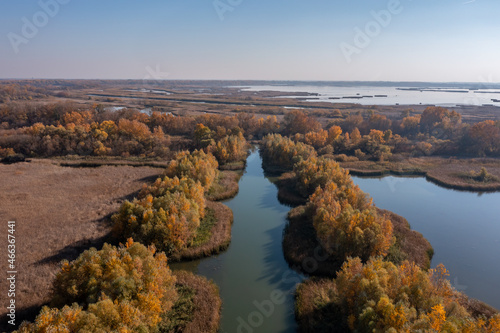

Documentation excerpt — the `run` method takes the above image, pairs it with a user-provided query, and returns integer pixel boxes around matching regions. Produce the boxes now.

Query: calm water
[236,84,500,107]
[352,176,500,310]
[173,150,302,333]
[174,152,499,333]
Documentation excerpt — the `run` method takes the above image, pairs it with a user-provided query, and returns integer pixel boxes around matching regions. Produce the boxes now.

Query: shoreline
[340,156,500,192]
[172,201,233,262]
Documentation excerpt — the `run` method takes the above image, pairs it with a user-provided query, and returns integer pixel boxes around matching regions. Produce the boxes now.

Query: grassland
[0,160,161,331]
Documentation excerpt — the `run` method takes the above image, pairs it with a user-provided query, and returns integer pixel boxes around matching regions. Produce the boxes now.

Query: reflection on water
[353,176,500,310]
[173,150,302,333]
[173,154,500,332]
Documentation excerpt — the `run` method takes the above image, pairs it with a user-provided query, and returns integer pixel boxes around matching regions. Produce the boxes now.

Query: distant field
[0,161,161,330]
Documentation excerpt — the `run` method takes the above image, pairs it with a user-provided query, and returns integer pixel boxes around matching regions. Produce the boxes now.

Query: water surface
[174,150,302,333]
[236,84,500,107]
[353,176,500,310]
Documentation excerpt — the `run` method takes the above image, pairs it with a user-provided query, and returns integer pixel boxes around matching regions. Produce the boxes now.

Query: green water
[174,150,302,333]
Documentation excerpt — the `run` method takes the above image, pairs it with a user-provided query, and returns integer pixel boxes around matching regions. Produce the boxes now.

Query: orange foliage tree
[209,132,248,165]
[112,190,203,255]
[164,150,219,191]
[308,182,393,260]
[297,257,500,332]
[260,134,316,171]
[17,240,177,332]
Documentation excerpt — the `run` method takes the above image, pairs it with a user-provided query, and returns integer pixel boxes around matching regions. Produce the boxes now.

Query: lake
[235,84,500,107]
[352,175,500,310]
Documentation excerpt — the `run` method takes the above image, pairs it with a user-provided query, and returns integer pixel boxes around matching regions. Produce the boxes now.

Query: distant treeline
[1,101,499,160]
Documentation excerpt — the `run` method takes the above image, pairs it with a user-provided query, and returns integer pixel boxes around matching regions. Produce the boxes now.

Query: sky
[1,0,499,82]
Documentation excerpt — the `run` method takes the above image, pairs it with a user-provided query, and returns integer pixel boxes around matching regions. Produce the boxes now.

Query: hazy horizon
[1,0,499,83]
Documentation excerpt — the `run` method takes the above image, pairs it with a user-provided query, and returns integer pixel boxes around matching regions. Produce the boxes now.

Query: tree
[18,240,178,333]
[260,134,316,171]
[309,181,393,261]
[282,110,321,135]
[304,129,328,149]
[164,150,219,191]
[209,132,248,164]
[297,257,500,332]
[112,192,203,255]
[465,120,500,156]
[193,123,215,149]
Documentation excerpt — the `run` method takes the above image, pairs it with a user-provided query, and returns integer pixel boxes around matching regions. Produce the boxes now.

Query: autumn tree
[297,257,500,332]
[302,129,328,149]
[209,132,248,164]
[164,150,219,191]
[308,181,393,260]
[193,123,215,149]
[293,156,353,198]
[282,110,321,135]
[17,240,178,333]
[112,191,203,255]
[464,120,500,156]
[260,134,316,171]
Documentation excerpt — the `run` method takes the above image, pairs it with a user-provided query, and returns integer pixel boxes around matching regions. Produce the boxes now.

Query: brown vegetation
[171,271,221,333]
[172,201,233,262]
[341,156,500,192]
[0,160,161,331]
[283,205,432,277]
[206,171,242,201]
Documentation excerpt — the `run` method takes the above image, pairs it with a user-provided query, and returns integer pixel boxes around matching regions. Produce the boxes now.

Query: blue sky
[1,0,499,82]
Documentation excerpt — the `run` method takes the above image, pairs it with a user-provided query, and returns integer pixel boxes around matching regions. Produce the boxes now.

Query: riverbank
[283,205,433,277]
[295,275,499,333]
[340,156,500,192]
[171,201,233,262]
[166,271,221,333]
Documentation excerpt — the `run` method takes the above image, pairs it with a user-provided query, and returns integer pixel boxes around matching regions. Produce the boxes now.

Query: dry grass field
[0,160,161,330]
